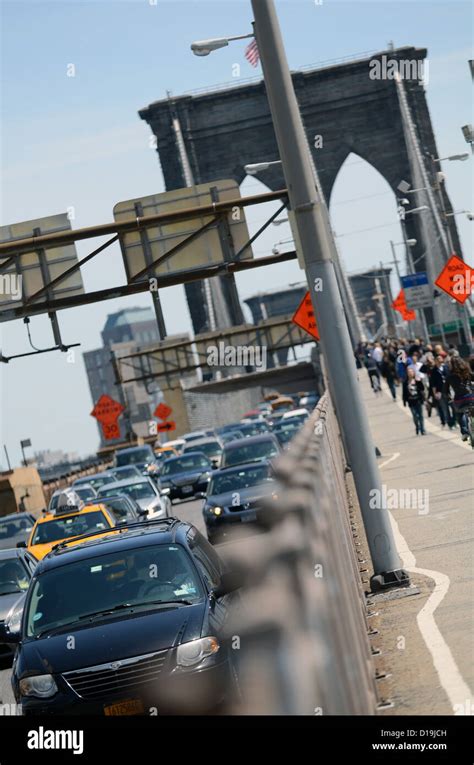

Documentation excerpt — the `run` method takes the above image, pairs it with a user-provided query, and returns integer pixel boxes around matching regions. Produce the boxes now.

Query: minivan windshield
[208,464,271,495]
[115,448,153,467]
[25,544,203,637]
[224,439,278,467]
[183,442,221,459]
[99,482,156,501]
[161,455,211,476]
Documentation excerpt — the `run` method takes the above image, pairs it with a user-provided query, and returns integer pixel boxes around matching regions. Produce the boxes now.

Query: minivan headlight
[176,637,219,667]
[19,674,58,698]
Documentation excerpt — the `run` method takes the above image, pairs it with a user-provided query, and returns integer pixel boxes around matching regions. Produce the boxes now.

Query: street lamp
[397,180,428,194]
[191,33,254,56]
[272,238,294,254]
[389,240,416,281]
[461,124,474,151]
[446,210,474,219]
[192,1,409,590]
[432,153,470,163]
[404,206,428,215]
[398,204,429,221]
[244,160,282,175]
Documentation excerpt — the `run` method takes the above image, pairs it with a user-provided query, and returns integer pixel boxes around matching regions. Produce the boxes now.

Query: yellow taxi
[154,444,178,459]
[25,498,118,561]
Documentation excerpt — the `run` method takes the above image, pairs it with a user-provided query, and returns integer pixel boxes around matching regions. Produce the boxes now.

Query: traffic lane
[170,497,206,534]
[0,655,15,710]
[170,496,264,546]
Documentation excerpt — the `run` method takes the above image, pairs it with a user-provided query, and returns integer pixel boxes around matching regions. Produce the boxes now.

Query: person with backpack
[444,356,474,441]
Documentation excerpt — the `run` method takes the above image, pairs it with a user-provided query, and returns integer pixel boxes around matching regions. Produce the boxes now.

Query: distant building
[83,307,161,448]
[101,307,160,347]
[34,449,80,468]
[244,285,307,324]
[244,285,307,366]
[348,268,395,337]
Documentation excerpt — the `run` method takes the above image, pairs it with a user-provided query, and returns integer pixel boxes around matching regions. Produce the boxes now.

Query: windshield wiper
[35,624,80,639]
[78,599,193,622]
[133,599,194,607]
[78,603,135,621]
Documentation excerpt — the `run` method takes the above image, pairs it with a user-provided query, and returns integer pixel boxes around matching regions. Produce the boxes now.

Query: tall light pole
[430,157,472,352]
[248,0,408,590]
[389,240,413,337]
[399,214,431,341]
[379,261,397,335]
[245,159,365,345]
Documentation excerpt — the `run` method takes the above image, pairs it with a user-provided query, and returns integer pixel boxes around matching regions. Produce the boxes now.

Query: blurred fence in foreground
[225,392,378,715]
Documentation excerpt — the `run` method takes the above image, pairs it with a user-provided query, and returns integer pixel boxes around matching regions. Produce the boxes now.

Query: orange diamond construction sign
[435,254,472,305]
[91,394,125,441]
[292,291,320,340]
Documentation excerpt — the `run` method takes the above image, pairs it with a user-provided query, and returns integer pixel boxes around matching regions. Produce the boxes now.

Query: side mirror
[16,541,26,548]
[138,508,148,517]
[212,571,243,600]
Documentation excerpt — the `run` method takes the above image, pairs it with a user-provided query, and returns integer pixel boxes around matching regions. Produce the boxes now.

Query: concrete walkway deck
[356,372,473,715]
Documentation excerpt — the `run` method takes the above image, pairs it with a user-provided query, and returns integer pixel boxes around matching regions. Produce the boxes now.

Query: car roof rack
[49,516,182,553]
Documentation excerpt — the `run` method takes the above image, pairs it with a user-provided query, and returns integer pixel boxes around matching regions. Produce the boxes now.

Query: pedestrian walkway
[358,372,473,715]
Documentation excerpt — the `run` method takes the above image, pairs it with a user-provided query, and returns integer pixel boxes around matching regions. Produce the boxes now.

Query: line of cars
[1,516,242,715]
[1,473,242,715]
[0,390,317,715]
[0,444,175,672]
[156,393,315,544]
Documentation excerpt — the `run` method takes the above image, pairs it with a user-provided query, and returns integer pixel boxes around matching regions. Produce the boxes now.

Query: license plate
[104,699,144,716]
[241,511,257,522]
[181,485,193,493]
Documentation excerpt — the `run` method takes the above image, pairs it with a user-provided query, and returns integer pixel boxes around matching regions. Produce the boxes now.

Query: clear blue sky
[1,0,472,467]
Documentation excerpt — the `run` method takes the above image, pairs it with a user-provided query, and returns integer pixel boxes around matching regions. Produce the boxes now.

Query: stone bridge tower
[140,46,462,333]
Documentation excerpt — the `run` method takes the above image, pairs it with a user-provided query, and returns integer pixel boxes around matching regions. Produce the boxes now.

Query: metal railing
[41,458,113,505]
[223,393,378,714]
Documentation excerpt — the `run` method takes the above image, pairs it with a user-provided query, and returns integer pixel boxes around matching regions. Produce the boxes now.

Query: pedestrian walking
[403,367,426,435]
[365,352,382,393]
[380,350,397,400]
[372,342,383,372]
[431,355,455,428]
[420,352,435,417]
[444,356,474,441]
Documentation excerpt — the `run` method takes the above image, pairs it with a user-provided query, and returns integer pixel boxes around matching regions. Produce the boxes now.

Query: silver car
[96,477,171,518]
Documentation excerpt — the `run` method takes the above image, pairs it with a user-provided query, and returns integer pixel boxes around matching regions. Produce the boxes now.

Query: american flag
[245,38,260,68]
